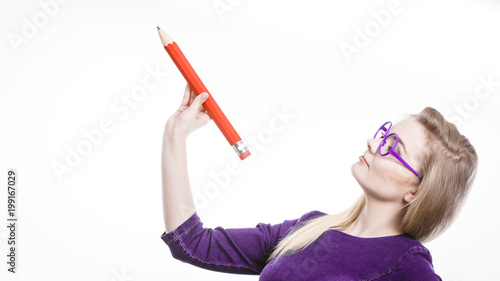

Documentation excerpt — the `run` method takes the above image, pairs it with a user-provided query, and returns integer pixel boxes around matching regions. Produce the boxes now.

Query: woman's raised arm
[161,84,211,233]
[161,134,195,233]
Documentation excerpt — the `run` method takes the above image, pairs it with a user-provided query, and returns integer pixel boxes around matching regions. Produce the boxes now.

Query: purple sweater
[161,210,442,280]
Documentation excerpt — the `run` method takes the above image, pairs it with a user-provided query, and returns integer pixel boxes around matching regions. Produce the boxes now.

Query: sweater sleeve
[160,210,326,275]
[389,246,443,281]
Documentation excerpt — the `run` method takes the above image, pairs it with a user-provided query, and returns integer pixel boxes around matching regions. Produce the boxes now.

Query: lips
[360,155,369,167]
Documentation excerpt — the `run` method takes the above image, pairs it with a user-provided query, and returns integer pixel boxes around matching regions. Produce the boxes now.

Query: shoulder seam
[363,267,395,281]
[388,246,431,281]
[301,210,327,221]
[291,210,328,235]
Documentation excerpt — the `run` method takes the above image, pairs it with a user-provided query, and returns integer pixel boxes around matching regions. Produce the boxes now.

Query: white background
[1,0,499,280]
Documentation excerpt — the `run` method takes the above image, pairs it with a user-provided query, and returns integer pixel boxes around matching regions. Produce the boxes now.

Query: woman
[160,84,478,280]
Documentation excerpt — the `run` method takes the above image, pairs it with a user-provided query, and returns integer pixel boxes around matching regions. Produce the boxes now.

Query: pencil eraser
[239,150,251,160]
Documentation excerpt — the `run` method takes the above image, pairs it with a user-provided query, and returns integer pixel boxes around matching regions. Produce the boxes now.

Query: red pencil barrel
[164,43,242,146]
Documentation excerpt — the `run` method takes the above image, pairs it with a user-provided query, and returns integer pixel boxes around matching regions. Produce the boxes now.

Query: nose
[367,138,382,154]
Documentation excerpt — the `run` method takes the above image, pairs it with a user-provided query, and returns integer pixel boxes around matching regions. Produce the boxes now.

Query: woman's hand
[164,83,211,140]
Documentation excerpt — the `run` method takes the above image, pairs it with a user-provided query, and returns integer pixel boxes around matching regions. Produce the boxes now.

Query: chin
[351,162,363,178]
[350,162,357,175]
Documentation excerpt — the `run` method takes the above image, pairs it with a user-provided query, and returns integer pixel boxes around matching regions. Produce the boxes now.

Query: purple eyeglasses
[374,121,423,180]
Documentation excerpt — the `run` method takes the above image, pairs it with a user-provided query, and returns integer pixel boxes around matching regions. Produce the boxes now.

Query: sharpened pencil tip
[157,26,160,30]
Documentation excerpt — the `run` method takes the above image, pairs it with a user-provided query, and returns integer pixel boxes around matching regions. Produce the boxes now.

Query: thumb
[193,92,209,109]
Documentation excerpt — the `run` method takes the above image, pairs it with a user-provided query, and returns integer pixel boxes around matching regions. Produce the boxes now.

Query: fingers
[187,92,209,113]
[181,84,209,111]
[181,84,191,107]
[195,92,209,106]
[182,83,198,106]
[189,89,196,105]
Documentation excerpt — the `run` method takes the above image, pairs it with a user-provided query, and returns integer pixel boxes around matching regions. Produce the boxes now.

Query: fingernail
[201,93,208,99]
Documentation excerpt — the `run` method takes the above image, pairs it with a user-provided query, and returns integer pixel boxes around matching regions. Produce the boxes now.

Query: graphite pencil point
[157,26,160,30]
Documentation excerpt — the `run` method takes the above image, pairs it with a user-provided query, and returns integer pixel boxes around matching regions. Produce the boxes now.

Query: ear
[403,189,417,203]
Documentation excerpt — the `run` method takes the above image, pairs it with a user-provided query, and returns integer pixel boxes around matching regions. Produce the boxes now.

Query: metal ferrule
[232,140,249,157]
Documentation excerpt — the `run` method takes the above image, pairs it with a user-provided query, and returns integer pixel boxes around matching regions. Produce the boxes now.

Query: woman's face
[351,117,428,204]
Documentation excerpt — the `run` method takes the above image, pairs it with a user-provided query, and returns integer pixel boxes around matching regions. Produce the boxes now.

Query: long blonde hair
[267,107,478,263]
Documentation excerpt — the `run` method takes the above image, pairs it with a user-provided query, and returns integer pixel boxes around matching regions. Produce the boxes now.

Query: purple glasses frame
[374,121,423,180]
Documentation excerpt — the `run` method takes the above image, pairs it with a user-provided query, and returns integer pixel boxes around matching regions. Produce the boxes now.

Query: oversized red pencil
[157,26,251,160]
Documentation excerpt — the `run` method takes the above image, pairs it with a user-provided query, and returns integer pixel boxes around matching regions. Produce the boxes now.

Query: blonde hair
[267,107,478,263]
